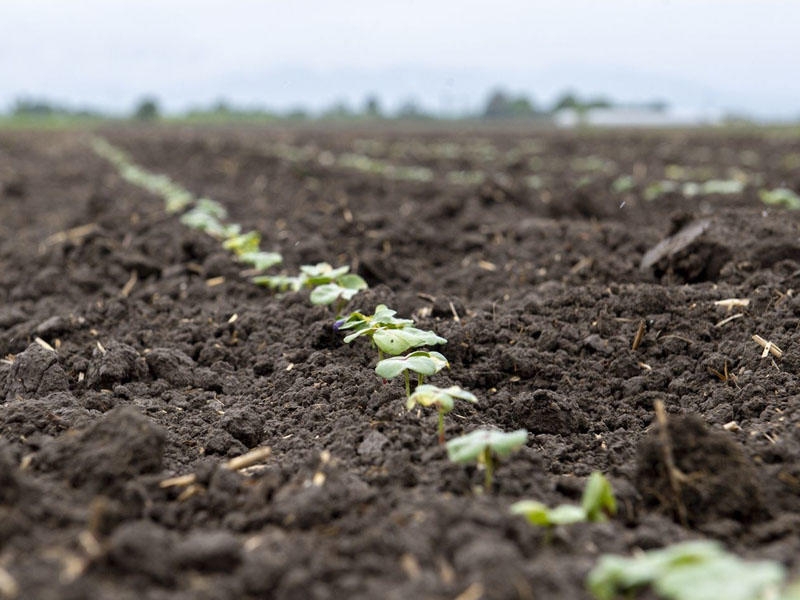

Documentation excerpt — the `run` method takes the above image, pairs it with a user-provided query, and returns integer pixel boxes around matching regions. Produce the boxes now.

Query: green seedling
[300,264,368,313]
[194,198,228,219]
[339,305,445,359]
[375,352,449,398]
[161,185,194,213]
[644,180,679,202]
[222,231,262,256]
[611,175,635,193]
[309,278,368,314]
[255,263,348,292]
[238,251,283,271]
[179,209,240,239]
[446,429,528,492]
[587,540,788,600]
[682,179,744,197]
[406,384,477,444]
[760,187,800,210]
[338,304,414,335]
[254,263,367,314]
[511,472,617,528]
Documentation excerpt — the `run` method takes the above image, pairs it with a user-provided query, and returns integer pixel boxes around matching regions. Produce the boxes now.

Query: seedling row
[89,133,800,599]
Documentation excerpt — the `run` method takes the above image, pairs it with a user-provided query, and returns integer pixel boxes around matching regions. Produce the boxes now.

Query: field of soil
[1,124,799,599]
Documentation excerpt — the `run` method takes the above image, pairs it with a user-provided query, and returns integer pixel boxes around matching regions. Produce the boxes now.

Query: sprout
[339,305,445,359]
[222,231,262,256]
[194,198,228,219]
[238,251,283,271]
[309,277,368,314]
[163,188,194,213]
[375,352,449,398]
[587,540,788,600]
[760,187,800,210]
[611,175,635,193]
[253,263,367,314]
[446,429,528,492]
[406,384,477,443]
[511,472,617,527]
[338,304,414,335]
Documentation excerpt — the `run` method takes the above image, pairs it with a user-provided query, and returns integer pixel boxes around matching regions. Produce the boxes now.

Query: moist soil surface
[1,124,799,599]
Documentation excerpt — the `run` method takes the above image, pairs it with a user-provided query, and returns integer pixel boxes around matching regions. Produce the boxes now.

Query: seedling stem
[481,447,493,491]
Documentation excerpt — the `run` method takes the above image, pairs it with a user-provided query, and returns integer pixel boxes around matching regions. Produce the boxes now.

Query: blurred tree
[363,94,382,118]
[13,98,56,116]
[483,89,538,118]
[133,97,160,120]
[321,101,353,120]
[396,99,428,119]
[552,92,580,112]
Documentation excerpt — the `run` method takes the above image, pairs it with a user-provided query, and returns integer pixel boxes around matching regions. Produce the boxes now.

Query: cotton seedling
[180,209,223,232]
[446,429,528,492]
[336,304,414,335]
[759,187,800,210]
[587,540,791,600]
[238,251,283,271]
[222,231,262,256]
[194,198,228,219]
[180,209,241,239]
[511,472,617,528]
[338,304,446,360]
[255,263,348,292]
[375,352,449,397]
[254,262,367,314]
[406,384,477,444]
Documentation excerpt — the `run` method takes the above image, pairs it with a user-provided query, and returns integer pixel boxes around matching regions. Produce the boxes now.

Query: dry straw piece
[714,298,750,312]
[160,446,272,489]
[752,334,783,359]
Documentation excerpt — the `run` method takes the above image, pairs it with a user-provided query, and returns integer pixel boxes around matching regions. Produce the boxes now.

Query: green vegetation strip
[588,540,800,600]
[90,137,365,311]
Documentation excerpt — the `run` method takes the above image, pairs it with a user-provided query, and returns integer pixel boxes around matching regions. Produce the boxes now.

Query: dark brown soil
[1,124,799,599]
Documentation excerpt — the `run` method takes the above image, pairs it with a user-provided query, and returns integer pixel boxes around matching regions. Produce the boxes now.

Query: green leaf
[222,231,261,256]
[165,190,193,213]
[299,263,350,283]
[253,274,300,291]
[760,188,800,210]
[373,327,447,356]
[216,223,242,239]
[309,283,360,306]
[375,351,449,380]
[342,327,375,343]
[337,309,371,332]
[194,198,228,219]
[336,273,368,291]
[238,251,283,271]
[407,384,476,411]
[373,304,409,324]
[655,556,784,600]
[338,304,414,334]
[180,210,223,231]
[585,541,777,600]
[581,472,617,522]
[611,175,635,193]
[511,501,587,526]
[446,429,527,464]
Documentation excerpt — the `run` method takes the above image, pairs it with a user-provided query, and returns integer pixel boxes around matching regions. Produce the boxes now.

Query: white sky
[1,0,799,117]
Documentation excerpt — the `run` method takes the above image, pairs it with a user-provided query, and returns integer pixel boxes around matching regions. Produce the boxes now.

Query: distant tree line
[10,98,104,118]
[4,90,669,122]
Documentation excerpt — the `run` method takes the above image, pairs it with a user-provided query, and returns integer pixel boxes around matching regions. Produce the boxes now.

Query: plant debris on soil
[1,125,799,599]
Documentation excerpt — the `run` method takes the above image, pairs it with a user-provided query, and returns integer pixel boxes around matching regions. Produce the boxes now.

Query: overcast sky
[2,0,799,118]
